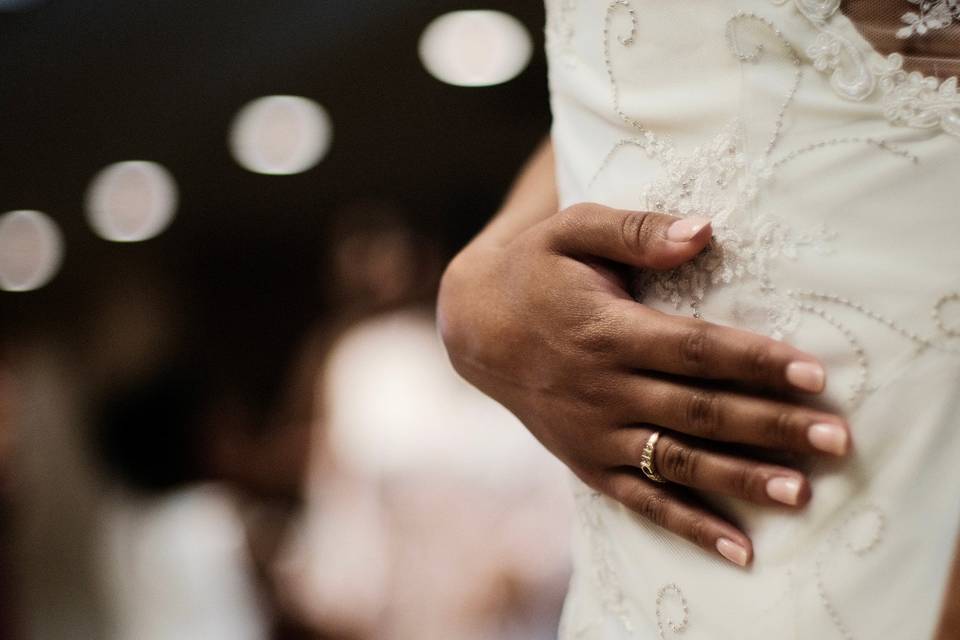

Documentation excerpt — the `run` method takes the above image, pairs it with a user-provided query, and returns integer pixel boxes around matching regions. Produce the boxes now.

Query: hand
[437,203,851,566]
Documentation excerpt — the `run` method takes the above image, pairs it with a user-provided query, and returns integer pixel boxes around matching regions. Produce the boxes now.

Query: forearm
[471,136,559,249]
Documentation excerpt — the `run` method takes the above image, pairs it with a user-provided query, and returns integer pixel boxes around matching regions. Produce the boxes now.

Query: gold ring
[640,431,667,484]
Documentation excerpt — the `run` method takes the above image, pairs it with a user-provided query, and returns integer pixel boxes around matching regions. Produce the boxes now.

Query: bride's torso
[545,1,960,637]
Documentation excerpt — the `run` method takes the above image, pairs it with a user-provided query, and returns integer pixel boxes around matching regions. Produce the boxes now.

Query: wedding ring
[640,431,668,484]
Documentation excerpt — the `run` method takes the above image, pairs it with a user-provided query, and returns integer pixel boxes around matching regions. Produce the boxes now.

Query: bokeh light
[86,161,179,243]
[418,10,533,87]
[0,210,64,292]
[229,96,332,175]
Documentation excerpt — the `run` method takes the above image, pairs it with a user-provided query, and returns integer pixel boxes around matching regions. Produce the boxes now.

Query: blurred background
[0,1,573,638]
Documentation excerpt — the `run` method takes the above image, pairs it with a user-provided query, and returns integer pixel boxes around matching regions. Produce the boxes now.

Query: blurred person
[325,200,442,319]
[87,205,570,640]
[271,203,573,640]
[84,236,331,640]
[438,1,960,638]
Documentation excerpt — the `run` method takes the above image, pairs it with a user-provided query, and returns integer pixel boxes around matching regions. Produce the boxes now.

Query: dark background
[0,0,551,333]
[0,3,560,638]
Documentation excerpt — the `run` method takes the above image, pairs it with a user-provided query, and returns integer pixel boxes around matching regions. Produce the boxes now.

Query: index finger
[612,304,826,394]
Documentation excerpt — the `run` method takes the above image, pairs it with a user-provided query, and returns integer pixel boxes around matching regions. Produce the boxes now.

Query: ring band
[640,431,668,484]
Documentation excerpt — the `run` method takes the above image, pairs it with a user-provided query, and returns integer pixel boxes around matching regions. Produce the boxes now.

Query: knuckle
[684,390,723,438]
[659,440,699,484]
[678,324,712,374]
[549,205,590,245]
[619,211,654,255]
[575,305,622,356]
[731,464,755,498]
[633,488,668,526]
[769,409,802,448]
[687,517,713,549]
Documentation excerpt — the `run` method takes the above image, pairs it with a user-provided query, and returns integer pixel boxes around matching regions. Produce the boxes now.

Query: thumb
[547,204,712,270]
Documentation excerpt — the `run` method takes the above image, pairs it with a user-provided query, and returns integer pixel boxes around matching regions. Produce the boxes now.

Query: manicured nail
[766,476,802,506]
[785,361,825,393]
[667,216,711,242]
[808,423,849,456]
[716,537,749,567]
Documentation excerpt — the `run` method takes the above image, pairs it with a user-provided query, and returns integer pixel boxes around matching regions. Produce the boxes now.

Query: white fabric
[544,1,960,638]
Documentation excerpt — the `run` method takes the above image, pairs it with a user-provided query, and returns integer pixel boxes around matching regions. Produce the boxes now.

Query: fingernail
[808,423,849,456]
[766,476,802,506]
[716,537,749,567]
[785,361,825,393]
[667,216,711,242]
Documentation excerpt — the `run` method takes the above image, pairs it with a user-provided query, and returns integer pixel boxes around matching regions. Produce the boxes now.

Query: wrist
[436,239,506,379]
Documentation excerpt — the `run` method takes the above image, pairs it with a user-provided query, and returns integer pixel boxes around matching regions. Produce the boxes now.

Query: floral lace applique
[623,122,836,339]
[897,0,960,39]
[874,54,960,135]
[774,0,960,136]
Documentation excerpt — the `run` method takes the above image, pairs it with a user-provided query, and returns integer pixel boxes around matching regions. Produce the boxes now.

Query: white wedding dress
[544,1,960,638]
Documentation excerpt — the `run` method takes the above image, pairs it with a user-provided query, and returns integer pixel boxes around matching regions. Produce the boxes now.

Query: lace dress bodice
[545,1,960,638]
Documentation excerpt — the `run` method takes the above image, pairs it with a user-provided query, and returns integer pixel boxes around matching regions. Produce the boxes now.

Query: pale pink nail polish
[808,423,849,456]
[716,537,749,567]
[766,476,802,506]
[786,361,825,393]
[667,216,712,242]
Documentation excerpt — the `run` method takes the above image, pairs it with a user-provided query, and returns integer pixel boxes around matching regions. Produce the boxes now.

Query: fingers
[622,375,850,456]
[614,306,826,394]
[545,203,713,271]
[605,470,753,567]
[608,428,811,508]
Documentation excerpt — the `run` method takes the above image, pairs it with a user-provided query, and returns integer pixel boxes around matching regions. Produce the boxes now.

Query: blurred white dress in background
[278,309,574,640]
[545,1,960,638]
[102,487,268,640]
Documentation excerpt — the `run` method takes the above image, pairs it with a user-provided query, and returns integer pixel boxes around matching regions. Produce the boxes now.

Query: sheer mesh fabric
[842,0,960,78]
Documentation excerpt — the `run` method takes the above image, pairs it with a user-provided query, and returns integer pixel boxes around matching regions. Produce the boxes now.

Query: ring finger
[608,426,811,507]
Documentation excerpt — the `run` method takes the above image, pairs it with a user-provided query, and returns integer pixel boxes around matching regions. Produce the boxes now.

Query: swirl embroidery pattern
[597,2,918,340]
[576,2,960,635]
[814,505,887,640]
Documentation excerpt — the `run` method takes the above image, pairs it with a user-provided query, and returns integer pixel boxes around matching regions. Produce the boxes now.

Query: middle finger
[621,375,850,456]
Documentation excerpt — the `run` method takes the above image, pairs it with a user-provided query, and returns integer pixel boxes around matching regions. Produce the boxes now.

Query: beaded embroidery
[655,584,689,639]
[574,487,635,633]
[814,505,887,639]
[598,3,919,339]
[561,2,959,636]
